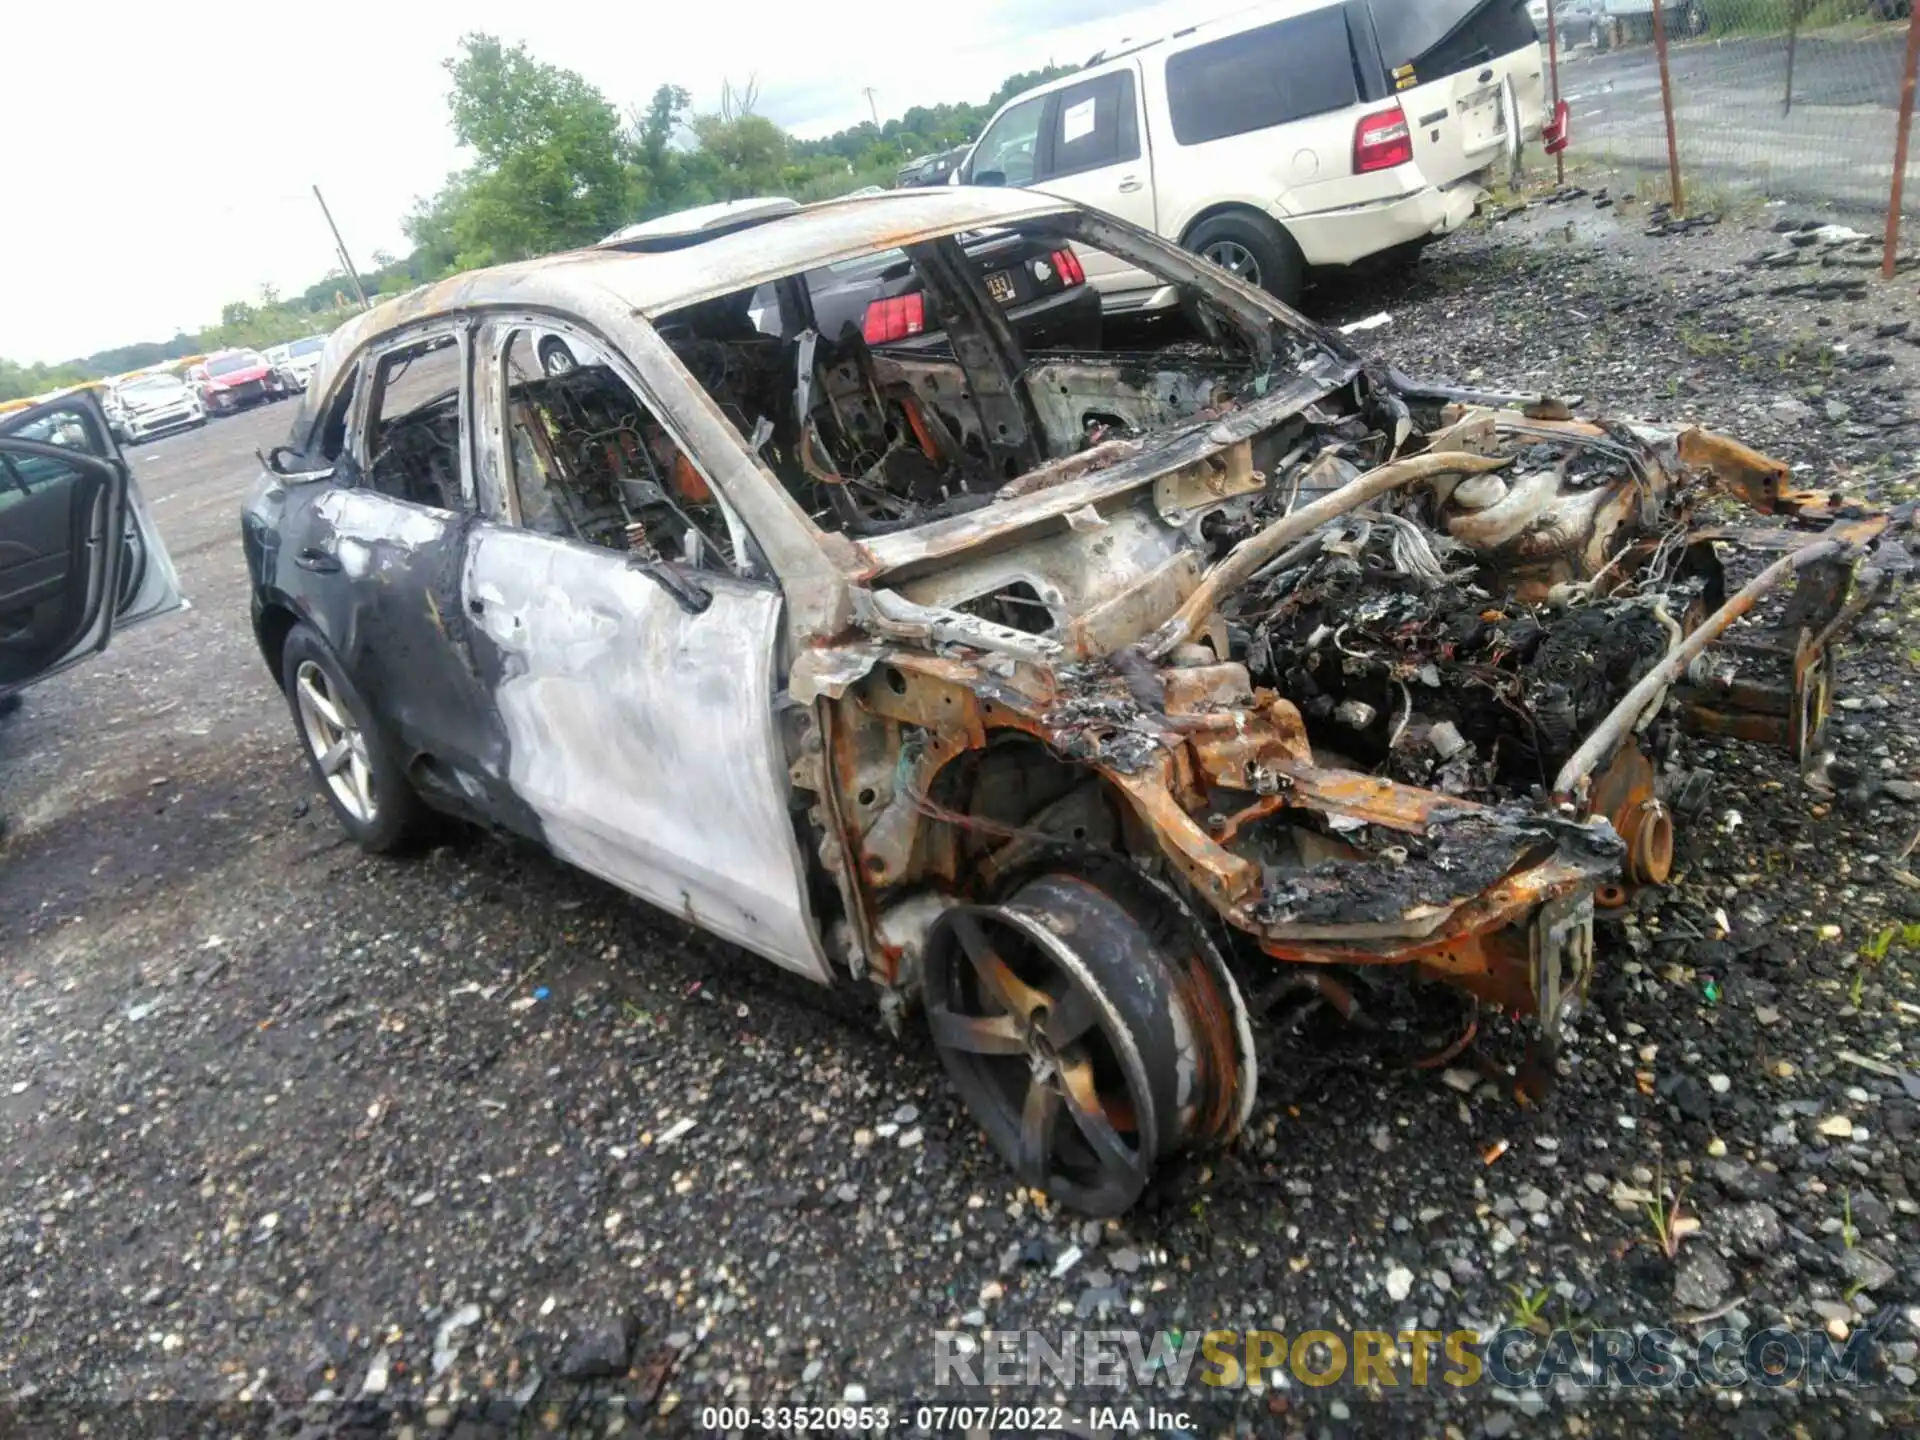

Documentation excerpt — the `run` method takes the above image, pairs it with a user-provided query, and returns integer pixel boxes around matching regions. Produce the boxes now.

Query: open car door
[0,389,185,695]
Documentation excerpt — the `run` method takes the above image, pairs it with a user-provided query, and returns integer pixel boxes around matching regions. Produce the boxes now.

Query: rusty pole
[1784,0,1800,117]
[1651,0,1684,216]
[1546,0,1565,186]
[1884,14,1920,281]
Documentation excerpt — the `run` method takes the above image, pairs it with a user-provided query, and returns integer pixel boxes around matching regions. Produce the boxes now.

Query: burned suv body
[241,188,1892,1213]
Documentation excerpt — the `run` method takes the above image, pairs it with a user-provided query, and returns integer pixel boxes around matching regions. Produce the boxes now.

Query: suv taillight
[1049,248,1086,286]
[1353,106,1414,173]
[862,293,927,344]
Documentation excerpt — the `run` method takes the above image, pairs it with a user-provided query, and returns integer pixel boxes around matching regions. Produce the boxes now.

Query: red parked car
[189,349,290,416]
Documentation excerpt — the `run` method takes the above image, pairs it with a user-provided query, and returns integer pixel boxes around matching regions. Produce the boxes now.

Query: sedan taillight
[862,293,928,344]
[1049,248,1086,286]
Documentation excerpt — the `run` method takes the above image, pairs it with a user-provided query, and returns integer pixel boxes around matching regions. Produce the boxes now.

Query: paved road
[1557,26,1912,215]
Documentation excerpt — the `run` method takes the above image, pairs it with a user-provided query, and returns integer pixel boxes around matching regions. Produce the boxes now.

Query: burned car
[241,188,1897,1214]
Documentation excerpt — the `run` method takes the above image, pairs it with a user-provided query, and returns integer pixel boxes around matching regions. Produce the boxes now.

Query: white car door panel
[463,528,830,981]
[0,391,184,694]
[1028,66,1159,297]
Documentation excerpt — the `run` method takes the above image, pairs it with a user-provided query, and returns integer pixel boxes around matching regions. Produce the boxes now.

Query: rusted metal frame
[1553,535,1851,801]
[840,650,1604,978]
[1143,450,1511,659]
[1587,745,1670,904]
[1672,426,1880,524]
[1257,857,1593,998]
[900,236,1044,480]
[815,698,888,982]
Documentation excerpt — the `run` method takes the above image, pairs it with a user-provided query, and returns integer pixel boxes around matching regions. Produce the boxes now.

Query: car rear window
[1369,0,1537,85]
[1164,6,1363,147]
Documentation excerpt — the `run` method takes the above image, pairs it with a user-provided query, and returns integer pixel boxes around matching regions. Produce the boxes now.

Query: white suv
[958,0,1547,306]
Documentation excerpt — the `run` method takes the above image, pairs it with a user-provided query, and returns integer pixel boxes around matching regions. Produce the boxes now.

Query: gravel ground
[3,194,1920,1438]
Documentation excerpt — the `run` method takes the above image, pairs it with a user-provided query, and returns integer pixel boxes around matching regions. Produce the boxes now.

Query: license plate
[1462,90,1504,151]
[985,269,1016,303]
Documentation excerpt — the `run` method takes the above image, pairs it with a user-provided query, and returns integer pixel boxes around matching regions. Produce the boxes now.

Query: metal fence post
[1885,15,1920,281]
[1546,0,1564,186]
[1784,0,1801,117]
[1652,0,1685,215]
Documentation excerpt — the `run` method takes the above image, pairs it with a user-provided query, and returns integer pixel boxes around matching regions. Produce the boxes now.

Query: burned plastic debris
[1250,806,1626,929]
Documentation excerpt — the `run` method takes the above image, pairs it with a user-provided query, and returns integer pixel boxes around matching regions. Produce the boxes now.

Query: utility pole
[313,184,371,309]
[862,87,880,125]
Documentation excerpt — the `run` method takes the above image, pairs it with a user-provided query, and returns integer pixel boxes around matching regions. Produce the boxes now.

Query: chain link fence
[1551,0,1917,221]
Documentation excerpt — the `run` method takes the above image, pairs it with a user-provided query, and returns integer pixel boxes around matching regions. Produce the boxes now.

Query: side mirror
[629,553,712,615]
[261,445,335,483]
[973,169,1006,188]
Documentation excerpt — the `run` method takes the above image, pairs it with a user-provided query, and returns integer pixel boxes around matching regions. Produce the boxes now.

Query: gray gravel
[3,187,1919,1435]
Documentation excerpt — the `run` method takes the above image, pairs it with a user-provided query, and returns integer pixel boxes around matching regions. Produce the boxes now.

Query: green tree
[688,112,789,199]
[437,32,635,262]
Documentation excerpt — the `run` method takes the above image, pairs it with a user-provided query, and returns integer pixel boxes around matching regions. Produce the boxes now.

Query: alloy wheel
[294,660,377,824]
[926,903,1156,1213]
[1201,239,1262,287]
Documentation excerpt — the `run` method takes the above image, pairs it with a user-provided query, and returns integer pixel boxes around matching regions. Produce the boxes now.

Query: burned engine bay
[760,313,1904,1076]
[598,215,1907,1122]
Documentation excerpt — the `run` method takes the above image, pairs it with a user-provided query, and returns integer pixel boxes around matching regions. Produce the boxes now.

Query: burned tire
[923,869,1253,1215]
[281,623,425,853]
[1185,211,1306,307]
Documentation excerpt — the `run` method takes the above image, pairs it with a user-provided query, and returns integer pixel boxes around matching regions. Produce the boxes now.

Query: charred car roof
[309,189,1098,379]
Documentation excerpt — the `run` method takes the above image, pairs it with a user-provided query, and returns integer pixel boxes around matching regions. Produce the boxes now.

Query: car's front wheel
[281,624,425,852]
[1185,211,1306,307]
[922,864,1254,1215]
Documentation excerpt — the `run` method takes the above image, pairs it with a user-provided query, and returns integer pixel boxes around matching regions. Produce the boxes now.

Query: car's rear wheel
[1185,211,1306,307]
[923,867,1254,1215]
[281,624,424,852]
[538,337,577,376]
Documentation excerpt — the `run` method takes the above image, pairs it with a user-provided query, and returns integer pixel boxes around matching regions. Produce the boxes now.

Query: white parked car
[0,391,185,701]
[266,334,330,392]
[958,0,1548,304]
[105,371,205,444]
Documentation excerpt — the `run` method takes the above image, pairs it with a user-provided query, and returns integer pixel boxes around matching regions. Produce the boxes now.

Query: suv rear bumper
[1282,175,1485,268]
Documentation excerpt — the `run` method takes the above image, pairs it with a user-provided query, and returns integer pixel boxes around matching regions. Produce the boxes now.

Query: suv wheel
[538,337,576,376]
[281,623,425,852]
[1185,212,1306,307]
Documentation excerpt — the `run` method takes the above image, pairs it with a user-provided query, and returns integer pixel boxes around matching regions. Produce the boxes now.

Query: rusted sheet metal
[1553,528,1865,801]
[826,639,1616,982]
[1587,745,1671,905]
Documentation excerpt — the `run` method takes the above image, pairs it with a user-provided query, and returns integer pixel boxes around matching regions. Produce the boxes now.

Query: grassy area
[1705,0,1903,40]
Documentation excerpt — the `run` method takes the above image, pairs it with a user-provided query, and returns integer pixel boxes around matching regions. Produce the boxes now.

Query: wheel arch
[253,596,305,682]
[1175,200,1301,255]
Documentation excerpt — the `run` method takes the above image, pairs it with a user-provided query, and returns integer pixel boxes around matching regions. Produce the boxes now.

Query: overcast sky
[1,0,1217,366]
